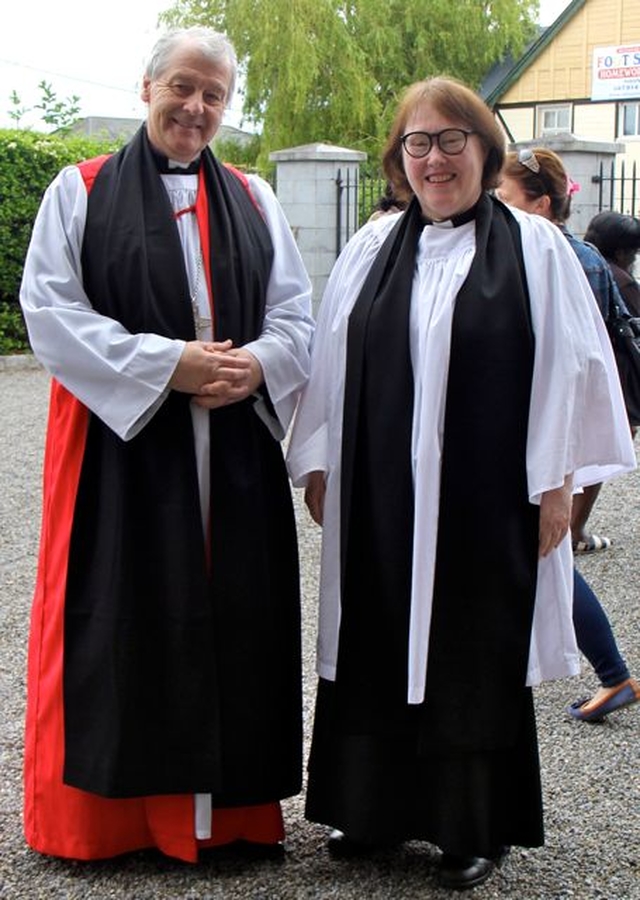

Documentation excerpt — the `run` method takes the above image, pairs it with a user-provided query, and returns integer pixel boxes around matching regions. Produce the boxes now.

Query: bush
[0,128,121,353]
[0,302,29,354]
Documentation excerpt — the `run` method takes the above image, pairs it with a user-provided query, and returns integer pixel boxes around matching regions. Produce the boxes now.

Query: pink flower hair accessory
[567,177,581,196]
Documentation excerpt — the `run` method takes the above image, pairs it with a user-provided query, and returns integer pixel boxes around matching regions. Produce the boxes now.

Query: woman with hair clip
[500,148,628,554]
[498,148,639,725]
[287,79,634,890]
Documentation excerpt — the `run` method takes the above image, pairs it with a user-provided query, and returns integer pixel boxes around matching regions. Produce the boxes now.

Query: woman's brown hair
[382,77,506,204]
[501,148,573,222]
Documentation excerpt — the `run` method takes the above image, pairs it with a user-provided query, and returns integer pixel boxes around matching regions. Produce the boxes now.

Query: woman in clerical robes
[286,77,635,892]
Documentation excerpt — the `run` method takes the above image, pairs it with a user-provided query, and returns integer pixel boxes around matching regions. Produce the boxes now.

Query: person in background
[368,181,408,220]
[584,211,640,439]
[568,570,640,721]
[500,148,628,554]
[19,26,313,863]
[287,77,635,891]
[498,148,639,724]
[584,211,640,318]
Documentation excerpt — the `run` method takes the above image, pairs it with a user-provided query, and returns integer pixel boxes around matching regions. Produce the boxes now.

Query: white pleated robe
[287,205,636,704]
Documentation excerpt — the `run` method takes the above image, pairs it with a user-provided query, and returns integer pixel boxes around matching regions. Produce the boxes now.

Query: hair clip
[518,148,540,174]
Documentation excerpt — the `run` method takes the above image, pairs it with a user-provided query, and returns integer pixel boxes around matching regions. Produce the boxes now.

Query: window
[536,104,572,136]
[620,102,640,137]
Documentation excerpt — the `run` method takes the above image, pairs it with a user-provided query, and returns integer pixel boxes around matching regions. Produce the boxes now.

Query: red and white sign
[591,44,640,101]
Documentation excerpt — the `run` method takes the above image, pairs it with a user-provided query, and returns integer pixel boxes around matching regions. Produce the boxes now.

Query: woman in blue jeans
[572,569,639,721]
[498,147,639,722]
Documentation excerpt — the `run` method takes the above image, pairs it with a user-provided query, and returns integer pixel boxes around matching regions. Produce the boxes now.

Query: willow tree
[160,0,539,159]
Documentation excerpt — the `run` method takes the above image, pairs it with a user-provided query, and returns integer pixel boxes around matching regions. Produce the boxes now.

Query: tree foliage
[8,81,81,133]
[160,0,540,159]
[33,81,81,133]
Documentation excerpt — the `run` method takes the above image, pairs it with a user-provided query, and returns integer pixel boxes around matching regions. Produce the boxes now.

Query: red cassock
[24,383,284,862]
[22,148,301,861]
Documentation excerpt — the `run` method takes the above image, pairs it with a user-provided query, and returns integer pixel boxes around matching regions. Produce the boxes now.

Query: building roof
[480,0,587,107]
[68,116,142,140]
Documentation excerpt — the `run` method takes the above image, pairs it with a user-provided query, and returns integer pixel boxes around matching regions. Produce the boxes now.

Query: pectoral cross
[188,250,212,338]
[191,298,212,339]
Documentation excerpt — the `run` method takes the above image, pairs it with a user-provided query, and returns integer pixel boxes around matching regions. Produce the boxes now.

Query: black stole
[63,128,284,797]
[81,125,274,341]
[337,193,539,749]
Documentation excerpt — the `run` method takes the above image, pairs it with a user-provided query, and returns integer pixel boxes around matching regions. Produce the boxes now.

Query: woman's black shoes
[327,831,510,889]
[438,847,510,890]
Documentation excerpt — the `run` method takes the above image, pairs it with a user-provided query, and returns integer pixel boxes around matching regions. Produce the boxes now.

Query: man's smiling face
[141,39,231,163]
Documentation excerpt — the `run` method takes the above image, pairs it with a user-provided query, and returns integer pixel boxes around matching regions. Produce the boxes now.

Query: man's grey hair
[145,27,238,102]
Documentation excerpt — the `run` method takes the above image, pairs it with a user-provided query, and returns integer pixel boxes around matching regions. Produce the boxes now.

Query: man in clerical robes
[19,26,313,863]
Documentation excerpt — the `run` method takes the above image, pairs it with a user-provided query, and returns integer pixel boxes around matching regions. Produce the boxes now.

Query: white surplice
[286,204,636,705]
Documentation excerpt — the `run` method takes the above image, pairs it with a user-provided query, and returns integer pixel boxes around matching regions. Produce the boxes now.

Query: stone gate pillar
[269,142,367,311]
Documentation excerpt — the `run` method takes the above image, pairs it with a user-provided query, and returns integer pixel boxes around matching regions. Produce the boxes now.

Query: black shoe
[327,829,396,859]
[438,848,509,891]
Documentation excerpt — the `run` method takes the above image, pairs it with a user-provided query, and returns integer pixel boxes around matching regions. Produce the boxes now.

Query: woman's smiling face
[402,104,487,221]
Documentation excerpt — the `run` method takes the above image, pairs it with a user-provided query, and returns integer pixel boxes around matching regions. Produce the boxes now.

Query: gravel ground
[0,359,638,900]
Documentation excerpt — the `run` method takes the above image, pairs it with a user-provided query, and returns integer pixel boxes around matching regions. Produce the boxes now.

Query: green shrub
[0,128,121,353]
[0,301,29,354]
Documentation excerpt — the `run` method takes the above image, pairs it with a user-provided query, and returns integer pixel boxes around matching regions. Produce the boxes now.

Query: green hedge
[0,129,121,352]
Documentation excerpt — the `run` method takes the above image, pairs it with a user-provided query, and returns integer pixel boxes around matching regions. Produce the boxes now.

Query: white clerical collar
[152,150,201,175]
[423,203,478,229]
[167,157,200,171]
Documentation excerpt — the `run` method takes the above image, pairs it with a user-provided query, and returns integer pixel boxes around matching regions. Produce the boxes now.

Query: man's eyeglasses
[400,129,475,159]
[518,148,541,174]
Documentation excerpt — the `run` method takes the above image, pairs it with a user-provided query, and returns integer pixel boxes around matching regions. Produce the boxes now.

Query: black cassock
[60,127,302,803]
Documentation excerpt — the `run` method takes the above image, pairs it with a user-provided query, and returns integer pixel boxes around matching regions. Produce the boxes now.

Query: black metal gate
[594,160,639,217]
[335,168,387,256]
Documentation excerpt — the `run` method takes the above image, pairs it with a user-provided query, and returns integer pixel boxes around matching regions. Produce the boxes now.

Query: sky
[0,0,572,132]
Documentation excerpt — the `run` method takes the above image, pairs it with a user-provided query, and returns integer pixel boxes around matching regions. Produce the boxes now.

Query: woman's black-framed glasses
[400,129,475,158]
[518,148,541,174]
